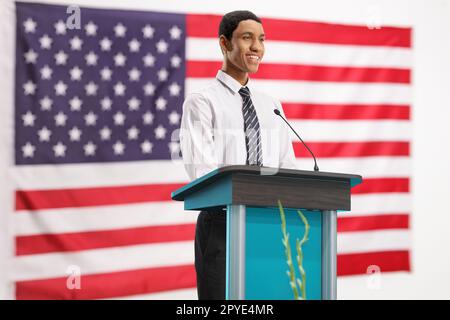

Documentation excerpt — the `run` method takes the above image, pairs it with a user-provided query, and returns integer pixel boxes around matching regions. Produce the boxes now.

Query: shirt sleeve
[179,93,218,181]
[275,100,298,170]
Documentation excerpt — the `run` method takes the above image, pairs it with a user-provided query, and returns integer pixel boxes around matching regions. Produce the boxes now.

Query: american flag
[7,2,411,299]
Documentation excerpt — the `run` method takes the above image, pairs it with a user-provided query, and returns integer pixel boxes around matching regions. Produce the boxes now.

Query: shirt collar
[216,70,252,95]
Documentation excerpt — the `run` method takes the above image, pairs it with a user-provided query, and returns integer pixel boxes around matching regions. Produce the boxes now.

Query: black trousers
[195,209,226,300]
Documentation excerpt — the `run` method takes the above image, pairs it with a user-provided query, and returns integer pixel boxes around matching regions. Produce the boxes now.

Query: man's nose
[250,39,264,52]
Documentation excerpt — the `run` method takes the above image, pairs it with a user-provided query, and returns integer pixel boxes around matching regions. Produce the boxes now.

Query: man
[180,10,297,299]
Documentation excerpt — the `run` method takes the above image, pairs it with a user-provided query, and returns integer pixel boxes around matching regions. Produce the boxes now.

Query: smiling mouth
[246,55,261,63]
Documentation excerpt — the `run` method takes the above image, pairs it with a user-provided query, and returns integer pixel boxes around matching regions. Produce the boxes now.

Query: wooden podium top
[172,166,362,211]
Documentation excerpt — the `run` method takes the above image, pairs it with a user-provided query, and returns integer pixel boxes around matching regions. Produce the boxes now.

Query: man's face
[222,19,265,74]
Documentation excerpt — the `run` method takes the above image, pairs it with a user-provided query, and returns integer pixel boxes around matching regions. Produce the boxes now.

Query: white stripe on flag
[11,160,188,189]
[348,193,412,216]
[106,288,197,300]
[15,202,198,236]
[295,157,411,178]
[186,79,412,104]
[12,241,194,282]
[337,229,411,254]
[289,120,411,142]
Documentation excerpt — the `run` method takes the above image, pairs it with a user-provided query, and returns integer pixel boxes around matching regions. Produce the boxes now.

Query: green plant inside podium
[278,200,310,300]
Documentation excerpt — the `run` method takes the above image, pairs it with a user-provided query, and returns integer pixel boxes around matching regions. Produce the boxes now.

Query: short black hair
[218,10,262,40]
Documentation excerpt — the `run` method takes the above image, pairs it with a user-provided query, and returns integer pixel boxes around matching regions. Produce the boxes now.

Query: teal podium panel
[245,206,322,300]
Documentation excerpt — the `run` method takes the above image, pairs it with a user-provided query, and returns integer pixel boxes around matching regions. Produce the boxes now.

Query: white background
[1,0,449,299]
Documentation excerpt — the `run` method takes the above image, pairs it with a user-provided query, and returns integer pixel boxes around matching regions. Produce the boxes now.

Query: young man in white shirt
[180,10,297,299]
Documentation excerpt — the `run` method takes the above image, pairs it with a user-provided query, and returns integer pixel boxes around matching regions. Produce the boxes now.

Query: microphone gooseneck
[274,109,319,172]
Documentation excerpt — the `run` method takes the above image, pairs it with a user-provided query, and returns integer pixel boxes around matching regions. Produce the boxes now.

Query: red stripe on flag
[15,264,196,300]
[337,250,411,276]
[352,178,409,194]
[16,223,196,256]
[283,103,410,120]
[338,214,409,232]
[293,141,410,157]
[187,14,411,47]
[15,182,185,211]
[187,61,410,83]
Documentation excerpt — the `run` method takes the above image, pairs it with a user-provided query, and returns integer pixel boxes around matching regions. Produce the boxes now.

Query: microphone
[274,108,319,172]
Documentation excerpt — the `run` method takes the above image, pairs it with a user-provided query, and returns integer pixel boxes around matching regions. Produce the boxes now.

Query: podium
[171,165,362,300]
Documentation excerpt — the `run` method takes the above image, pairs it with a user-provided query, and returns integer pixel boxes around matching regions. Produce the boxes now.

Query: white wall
[1,0,450,299]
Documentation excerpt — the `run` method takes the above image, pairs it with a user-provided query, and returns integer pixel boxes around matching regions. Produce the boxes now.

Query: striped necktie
[239,86,263,166]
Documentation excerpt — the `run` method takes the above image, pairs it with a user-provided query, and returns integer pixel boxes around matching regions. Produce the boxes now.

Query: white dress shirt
[180,70,297,181]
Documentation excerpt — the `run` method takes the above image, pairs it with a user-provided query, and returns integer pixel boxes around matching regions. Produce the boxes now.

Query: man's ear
[219,35,231,55]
